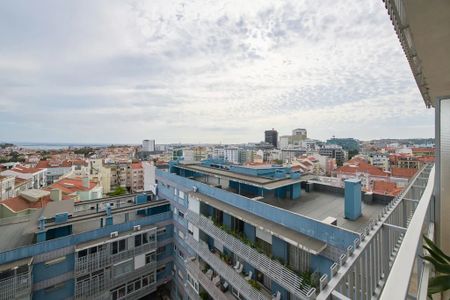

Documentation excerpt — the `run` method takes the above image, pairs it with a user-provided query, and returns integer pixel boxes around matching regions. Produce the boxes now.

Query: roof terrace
[170,160,389,233]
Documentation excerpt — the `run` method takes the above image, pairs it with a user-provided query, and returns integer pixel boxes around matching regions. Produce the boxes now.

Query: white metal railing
[0,271,32,300]
[316,164,433,300]
[186,210,316,299]
[185,235,269,300]
[75,229,157,275]
[380,165,435,299]
[185,259,229,300]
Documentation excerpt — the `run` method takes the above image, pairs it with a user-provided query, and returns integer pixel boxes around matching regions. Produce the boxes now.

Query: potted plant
[421,235,450,297]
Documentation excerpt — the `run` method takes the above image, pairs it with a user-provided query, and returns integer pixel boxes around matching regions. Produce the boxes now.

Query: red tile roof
[372,180,402,196]
[412,147,435,153]
[0,195,50,212]
[336,160,388,177]
[71,159,88,166]
[36,160,74,169]
[46,178,97,195]
[0,194,73,213]
[10,165,45,174]
[391,167,417,179]
[131,162,143,170]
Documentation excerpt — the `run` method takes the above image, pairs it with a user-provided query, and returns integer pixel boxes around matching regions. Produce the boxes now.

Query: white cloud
[0,0,433,144]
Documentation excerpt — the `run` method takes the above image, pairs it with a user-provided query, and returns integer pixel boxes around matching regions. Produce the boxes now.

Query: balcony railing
[316,164,434,300]
[185,259,229,300]
[186,210,316,299]
[0,271,32,300]
[185,235,269,300]
[380,165,435,299]
[75,231,157,275]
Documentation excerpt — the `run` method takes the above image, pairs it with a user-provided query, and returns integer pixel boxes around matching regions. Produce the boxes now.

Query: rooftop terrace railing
[315,164,434,300]
[380,165,435,299]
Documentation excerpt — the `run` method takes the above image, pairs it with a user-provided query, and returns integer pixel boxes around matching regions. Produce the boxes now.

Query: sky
[0,0,434,144]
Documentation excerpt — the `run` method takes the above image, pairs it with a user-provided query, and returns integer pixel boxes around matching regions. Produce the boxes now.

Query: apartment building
[0,175,15,200]
[130,162,144,193]
[89,159,112,194]
[0,165,47,189]
[318,145,346,166]
[153,159,406,300]
[36,160,74,185]
[0,192,173,300]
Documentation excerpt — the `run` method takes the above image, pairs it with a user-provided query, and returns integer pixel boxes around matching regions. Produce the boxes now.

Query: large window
[145,252,156,264]
[135,232,150,247]
[113,259,133,278]
[111,239,127,255]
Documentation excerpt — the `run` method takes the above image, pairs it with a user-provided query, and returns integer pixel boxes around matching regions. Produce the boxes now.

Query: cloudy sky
[0,0,434,144]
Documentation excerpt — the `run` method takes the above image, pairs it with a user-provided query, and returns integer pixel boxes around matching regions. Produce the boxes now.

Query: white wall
[143,161,157,193]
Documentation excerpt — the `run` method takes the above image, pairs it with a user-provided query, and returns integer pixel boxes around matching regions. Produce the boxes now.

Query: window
[142,233,149,244]
[127,283,134,294]
[135,235,142,247]
[114,259,133,278]
[178,210,184,218]
[142,276,149,286]
[145,252,155,264]
[111,239,127,255]
[134,280,141,290]
[78,249,87,258]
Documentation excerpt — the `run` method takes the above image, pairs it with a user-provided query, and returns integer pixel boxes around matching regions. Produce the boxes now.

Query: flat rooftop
[176,163,314,190]
[260,191,385,233]
[0,198,169,253]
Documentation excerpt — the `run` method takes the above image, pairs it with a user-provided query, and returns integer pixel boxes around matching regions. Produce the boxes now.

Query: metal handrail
[185,235,269,300]
[186,210,316,299]
[380,165,435,299]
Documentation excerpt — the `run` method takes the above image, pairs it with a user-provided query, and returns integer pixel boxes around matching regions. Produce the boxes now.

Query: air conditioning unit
[133,225,141,231]
[110,231,119,238]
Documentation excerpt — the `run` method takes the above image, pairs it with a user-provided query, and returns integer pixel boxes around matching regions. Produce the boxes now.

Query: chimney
[83,177,89,188]
[50,189,62,201]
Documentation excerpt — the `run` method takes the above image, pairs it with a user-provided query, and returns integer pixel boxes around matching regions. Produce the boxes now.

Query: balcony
[185,258,230,300]
[316,164,434,299]
[75,230,157,275]
[185,235,270,300]
[0,270,32,300]
[186,210,316,299]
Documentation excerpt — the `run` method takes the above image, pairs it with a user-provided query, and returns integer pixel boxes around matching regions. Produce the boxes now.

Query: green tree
[108,186,127,196]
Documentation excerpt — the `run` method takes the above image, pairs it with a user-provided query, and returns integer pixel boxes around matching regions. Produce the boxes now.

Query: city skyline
[0,0,434,144]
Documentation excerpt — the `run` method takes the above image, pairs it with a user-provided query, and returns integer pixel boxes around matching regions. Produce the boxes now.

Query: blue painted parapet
[55,212,68,224]
[344,179,362,220]
[135,193,148,204]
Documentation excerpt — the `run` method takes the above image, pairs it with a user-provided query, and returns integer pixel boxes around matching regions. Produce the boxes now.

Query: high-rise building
[143,139,156,152]
[264,129,278,148]
[292,128,307,139]
[319,144,346,166]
